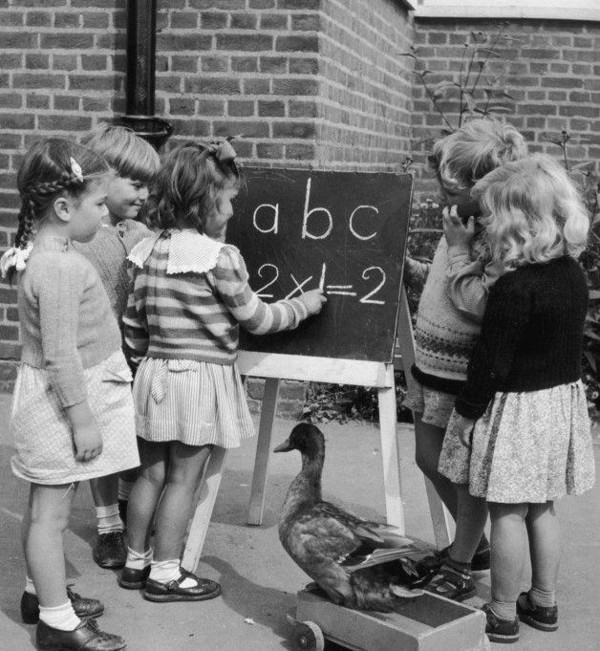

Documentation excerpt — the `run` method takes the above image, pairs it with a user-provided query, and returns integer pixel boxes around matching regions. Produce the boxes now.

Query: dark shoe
[425,563,476,602]
[21,585,104,625]
[36,618,126,651]
[416,541,490,575]
[118,499,128,528]
[143,569,221,603]
[517,592,558,631]
[118,565,151,590]
[482,603,519,644]
[93,531,126,569]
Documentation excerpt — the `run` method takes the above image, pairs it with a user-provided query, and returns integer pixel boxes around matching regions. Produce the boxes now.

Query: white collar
[128,229,229,274]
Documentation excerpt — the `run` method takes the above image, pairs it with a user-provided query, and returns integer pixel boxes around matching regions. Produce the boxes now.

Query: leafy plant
[403,24,517,135]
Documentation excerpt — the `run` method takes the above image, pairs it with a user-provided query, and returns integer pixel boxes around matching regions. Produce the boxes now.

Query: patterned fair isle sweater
[455,256,588,420]
[123,229,309,367]
[410,234,503,395]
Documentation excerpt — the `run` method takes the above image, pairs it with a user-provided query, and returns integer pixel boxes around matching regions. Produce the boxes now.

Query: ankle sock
[490,598,517,621]
[150,559,197,588]
[125,546,152,571]
[529,586,556,608]
[24,575,36,596]
[446,556,472,575]
[96,504,123,535]
[39,601,80,631]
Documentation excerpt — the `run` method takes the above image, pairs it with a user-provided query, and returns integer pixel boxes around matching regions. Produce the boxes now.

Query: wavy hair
[472,153,589,268]
[429,118,528,191]
[142,141,240,232]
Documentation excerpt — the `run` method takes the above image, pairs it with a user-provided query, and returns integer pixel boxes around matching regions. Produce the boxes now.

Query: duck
[275,422,430,612]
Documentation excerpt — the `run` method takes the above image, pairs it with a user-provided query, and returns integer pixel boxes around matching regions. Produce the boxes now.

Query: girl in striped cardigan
[120,140,326,602]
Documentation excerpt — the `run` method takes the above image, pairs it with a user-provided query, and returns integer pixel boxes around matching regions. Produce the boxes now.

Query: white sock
[125,546,152,570]
[96,504,123,535]
[150,559,197,588]
[118,479,134,502]
[39,601,80,631]
[25,575,36,596]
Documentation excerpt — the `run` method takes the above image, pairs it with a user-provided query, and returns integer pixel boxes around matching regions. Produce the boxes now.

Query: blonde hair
[429,118,528,191]
[81,122,160,185]
[472,153,589,268]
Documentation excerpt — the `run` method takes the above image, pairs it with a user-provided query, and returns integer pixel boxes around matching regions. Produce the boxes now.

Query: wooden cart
[289,584,489,651]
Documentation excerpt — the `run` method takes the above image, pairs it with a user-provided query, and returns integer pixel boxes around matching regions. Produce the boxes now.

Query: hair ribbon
[70,157,84,183]
[0,243,33,278]
[201,136,239,163]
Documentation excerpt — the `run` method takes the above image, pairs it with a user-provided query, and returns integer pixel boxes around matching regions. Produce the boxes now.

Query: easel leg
[181,446,227,573]
[424,477,453,549]
[247,377,280,525]
[377,384,405,532]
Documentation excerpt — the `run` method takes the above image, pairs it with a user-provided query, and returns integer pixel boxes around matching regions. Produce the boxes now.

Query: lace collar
[128,229,229,274]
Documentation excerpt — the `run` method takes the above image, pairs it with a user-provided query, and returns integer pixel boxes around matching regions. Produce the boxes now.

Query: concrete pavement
[0,390,598,651]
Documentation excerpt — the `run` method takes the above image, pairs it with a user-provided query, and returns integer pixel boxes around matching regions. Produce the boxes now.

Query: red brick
[38,115,93,131]
[258,100,285,117]
[273,121,315,138]
[82,11,110,29]
[69,75,115,92]
[214,120,269,138]
[277,0,319,9]
[260,56,288,74]
[232,57,259,73]
[41,33,94,49]
[26,94,50,109]
[217,34,273,51]
[276,35,318,52]
[185,77,241,95]
[200,11,227,29]
[190,0,244,8]
[261,14,288,30]
[256,143,284,159]
[158,34,212,51]
[0,94,23,109]
[201,56,229,73]
[54,12,80,28]
[273,78,319,95]
[0,113,35,130]
[171,11,199,29]
[231,12,258,29]
[1,32,37,48]
[228,100,255,117]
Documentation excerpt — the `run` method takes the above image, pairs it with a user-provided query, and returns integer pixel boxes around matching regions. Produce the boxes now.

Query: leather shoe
[93,531,126,569]
[143,569,221,602]
[21,585,104,625]
[118,565,150,590]
[36,618,126,651]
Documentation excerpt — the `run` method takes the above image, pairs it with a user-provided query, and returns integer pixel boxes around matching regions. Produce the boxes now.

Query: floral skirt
[438,381,596,503]
[10,351,139,485]
[132,357,256,448]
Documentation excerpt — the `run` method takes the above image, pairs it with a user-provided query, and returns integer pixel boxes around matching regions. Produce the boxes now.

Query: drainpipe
[115,0,172,150]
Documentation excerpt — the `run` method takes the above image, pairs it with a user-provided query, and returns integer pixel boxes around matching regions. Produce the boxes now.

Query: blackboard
[227,168,413,364]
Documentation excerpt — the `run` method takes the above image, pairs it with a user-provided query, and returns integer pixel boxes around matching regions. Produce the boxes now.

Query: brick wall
[411,18,600,194]
[0,0,414,401]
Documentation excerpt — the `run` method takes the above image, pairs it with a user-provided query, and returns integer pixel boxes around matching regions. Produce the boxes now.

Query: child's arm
[444,207,502,322]
[122,268,149,371]
[212,246,326,334]
[455,274,530,420]
[38,260,102,462]
[404,256,431,288]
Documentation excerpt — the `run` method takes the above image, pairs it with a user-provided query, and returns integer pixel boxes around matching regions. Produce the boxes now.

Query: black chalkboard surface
[227,168,413,364]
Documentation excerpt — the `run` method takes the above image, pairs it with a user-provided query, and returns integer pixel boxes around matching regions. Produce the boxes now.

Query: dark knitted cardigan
[455,255,588,420]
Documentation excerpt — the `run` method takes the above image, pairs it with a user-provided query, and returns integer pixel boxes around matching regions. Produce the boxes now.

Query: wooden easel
[181,287,451,572]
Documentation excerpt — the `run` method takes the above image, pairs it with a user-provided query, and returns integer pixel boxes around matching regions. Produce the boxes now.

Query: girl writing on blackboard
[120,140,326,602]
[438,154,594,642]
[403,119,528,598]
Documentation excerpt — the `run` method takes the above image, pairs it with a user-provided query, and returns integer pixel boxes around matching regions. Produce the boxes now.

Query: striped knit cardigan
[123,229,308,368]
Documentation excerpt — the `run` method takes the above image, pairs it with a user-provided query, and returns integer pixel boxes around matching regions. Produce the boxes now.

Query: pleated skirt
[438,380,596,503]
[132,357,256,448]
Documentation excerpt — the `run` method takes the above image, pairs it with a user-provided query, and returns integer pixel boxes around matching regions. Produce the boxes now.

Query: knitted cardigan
[455,255,588,419]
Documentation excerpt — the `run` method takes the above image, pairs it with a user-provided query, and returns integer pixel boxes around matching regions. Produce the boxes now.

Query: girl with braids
[0,138,138,651]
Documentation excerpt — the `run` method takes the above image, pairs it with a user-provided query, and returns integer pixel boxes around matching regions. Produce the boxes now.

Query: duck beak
[273,438,293,453]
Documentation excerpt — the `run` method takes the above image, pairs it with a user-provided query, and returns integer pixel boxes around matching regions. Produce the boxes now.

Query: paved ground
[0,390,598,651]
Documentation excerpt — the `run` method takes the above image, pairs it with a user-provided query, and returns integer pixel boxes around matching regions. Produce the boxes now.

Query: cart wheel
[293,620,325,651]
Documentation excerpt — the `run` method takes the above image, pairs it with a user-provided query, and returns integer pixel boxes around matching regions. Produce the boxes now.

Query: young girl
[120,140,326,601]
[404,119,528,597]
[0,139,139,650]
[439,153,595,643]
[76,123,160,570]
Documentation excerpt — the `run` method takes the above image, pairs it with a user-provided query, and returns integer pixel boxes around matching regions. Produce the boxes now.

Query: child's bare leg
[526,501,559,603]
[24,483,75,608]
[450,485,488,563]
[488,502,529,619]
[413,412,458,518]
[90,474,119,510]
[153,442,212,561]
[127,439,168,554]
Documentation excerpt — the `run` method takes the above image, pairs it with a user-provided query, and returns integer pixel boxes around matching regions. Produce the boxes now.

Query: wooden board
[229,168,413,364]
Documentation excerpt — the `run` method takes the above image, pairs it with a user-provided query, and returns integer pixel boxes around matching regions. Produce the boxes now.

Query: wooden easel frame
[182,287,451,572]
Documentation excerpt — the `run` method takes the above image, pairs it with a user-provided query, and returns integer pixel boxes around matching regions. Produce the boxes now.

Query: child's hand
[454,414,475,446]
[443,205,475,248]
[300,289,327,316]
[66,402,103,462]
